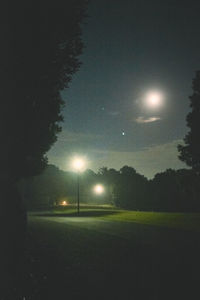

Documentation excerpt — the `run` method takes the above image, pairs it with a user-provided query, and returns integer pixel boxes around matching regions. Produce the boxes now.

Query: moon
[144,90,164,109]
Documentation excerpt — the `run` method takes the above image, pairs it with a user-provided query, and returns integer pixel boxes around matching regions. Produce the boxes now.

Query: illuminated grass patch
[47,205,200,232]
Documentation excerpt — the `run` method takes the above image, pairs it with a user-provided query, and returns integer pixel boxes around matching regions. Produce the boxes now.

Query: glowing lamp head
[71,157,86,172]
[73,159,84,170]
[93,184,104,195]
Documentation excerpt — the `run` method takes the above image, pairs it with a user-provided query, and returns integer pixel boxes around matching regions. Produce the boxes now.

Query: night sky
[47,0,200,178]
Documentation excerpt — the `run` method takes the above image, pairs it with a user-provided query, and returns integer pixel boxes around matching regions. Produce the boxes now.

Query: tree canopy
[18,164,200,212]
[178,71,200,174]
[0,0,88,184]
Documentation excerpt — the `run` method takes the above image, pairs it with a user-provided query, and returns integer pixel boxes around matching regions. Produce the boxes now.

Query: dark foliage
[0,0,88,184]
[148,169,200,212]
[18,166,111,209]
[178,71,200,174]
[114,166,148,209]
[19,165,74,209]
[97,167,120,204]
[21,165,200,212]
[0,1,88,297]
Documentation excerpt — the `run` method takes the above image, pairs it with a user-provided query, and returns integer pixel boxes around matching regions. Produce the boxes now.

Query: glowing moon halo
[144,91,164,109]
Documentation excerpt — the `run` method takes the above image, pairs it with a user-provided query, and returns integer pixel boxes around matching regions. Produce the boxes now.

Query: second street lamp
[93,184,104,195]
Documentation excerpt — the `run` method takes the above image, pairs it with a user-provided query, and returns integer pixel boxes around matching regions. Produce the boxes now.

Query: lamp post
[71,157,86,214]
[77,170,80,214]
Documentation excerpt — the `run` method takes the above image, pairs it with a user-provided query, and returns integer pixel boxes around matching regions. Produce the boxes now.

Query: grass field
[9,206,200,299]
[51,204,200,232]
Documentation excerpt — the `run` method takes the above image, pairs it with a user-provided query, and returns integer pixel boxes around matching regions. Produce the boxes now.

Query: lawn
[10,206,199,299]
[50,204,200,232]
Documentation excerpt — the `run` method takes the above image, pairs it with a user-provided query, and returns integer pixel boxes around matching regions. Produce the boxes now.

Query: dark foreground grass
[4,207,200,299]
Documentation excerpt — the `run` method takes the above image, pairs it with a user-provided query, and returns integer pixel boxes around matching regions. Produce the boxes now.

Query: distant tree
[149,168,200,212]
[114,166,148,209]
[119,166,137,176]
[178,71,200,174]
[97,167,120,204]
[98,167,119,181]
[18,164,78,209]
[151,169,182,211]
[175,169,200,211]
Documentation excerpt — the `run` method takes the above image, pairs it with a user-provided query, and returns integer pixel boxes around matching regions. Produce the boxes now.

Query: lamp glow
[71,157,86,172]
[93,184,104,195]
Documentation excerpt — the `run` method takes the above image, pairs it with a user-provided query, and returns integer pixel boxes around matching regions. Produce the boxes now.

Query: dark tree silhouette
[97,167,120,204]
[150,169,182,211]
[0,1,88,296]
[114,166,148,209]
[0,0,88,184]
[18,165,76,209]
[149,168,200,212]
[178,71,200,174]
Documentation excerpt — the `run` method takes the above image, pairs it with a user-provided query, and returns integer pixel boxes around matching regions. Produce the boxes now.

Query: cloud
[58,129,103,143]
[48,136,187,179]
[88,139,187,178]
[108,111,120,116]
[135,116,161,123]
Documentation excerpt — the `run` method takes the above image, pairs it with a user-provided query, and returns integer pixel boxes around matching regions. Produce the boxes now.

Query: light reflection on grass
[47,205,200,232]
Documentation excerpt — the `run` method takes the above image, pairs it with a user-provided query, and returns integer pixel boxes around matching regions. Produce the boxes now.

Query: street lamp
[71,157,86,214]
[93,184,104,195]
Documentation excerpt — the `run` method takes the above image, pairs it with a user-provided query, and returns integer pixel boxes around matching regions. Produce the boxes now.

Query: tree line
[18,164,200,212]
